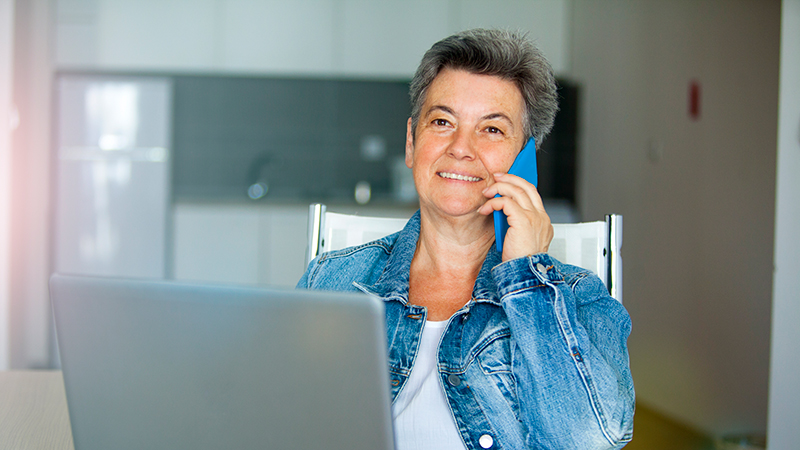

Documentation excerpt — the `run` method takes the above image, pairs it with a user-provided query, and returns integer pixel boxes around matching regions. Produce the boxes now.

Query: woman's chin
[422,198,485,221]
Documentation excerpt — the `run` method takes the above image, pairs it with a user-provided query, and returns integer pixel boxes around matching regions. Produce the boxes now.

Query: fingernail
[494,173,504,178]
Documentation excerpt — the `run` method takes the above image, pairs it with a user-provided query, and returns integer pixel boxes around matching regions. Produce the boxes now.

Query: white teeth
[438,172,481,182]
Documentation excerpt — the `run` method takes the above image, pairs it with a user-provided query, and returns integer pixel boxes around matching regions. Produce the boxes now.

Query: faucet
[247,154,272,200]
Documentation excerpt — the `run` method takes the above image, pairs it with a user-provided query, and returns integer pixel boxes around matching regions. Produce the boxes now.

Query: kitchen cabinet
[171,202,416,288]
[336,0,451,77]
[55,0,571,77]
[220,0,337,74]
[172,203,310,287]
[56,0,219,71]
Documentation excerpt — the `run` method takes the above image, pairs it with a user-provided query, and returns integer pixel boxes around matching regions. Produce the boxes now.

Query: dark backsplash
[172,75,411,202]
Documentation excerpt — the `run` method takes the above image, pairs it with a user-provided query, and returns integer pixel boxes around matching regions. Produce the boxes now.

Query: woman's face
[406,68,526,220]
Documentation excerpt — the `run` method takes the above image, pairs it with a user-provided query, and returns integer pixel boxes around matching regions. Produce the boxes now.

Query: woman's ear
[405,117,414,169]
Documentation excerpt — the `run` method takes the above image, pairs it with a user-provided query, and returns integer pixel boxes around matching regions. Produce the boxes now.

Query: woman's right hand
[478,172,553,262]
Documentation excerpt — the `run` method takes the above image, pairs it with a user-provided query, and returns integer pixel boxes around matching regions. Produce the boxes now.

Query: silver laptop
[50,274,395,450]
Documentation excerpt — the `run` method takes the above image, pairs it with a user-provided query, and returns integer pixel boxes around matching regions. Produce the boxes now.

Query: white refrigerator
[54,75,171,278]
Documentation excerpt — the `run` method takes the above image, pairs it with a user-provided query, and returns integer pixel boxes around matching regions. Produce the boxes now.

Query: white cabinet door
[172,204,309,287]
[456,0,571,74]
[221,0,336,75]
[172,203,416,288]
[336,0,451,78]
[57,0,219,70]
[172,204,262,285]
[257,205,310,287]
[95,0,218,70]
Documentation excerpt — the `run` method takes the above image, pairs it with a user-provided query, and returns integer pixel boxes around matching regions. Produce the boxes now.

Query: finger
[489,173,539,202]
[492,173,546,212]
[477,195,535,219]
[477,195,509,215]
[483,178,537,211]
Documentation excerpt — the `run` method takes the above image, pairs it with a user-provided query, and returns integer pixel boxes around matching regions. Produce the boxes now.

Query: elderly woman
[298,29,634,450]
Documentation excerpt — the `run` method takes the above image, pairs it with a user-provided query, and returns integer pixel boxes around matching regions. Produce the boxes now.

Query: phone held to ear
[493,137,538,253]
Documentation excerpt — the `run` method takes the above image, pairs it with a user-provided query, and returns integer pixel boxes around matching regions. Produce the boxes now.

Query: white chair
[307,203,622,302]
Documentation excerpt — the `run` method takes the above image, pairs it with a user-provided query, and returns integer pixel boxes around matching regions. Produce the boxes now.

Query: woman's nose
[447,129,476,160]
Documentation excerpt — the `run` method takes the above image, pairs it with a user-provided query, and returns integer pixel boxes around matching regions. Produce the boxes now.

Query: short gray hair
[409,29,558,150]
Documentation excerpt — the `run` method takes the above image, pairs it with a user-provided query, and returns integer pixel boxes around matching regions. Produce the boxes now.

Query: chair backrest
[307,203,622,302]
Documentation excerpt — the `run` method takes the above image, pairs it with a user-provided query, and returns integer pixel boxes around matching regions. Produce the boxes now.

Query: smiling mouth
[437,172,483,182]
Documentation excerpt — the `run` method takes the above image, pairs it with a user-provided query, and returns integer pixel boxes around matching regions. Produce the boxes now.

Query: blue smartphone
[493,137,538,252]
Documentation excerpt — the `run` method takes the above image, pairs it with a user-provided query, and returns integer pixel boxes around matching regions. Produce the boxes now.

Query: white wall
[571,0,780,438]
[0,0,15,371]
[767,0,800,447]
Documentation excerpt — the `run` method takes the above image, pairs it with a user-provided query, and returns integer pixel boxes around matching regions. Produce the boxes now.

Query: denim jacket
[297,211,634,449]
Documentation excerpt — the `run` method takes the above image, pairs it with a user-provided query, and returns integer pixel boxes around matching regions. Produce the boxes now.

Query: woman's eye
[433,118,449,126]
[486,126,503,134]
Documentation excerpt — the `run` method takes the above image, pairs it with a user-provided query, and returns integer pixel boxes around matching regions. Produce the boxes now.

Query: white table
[0,371,74,450]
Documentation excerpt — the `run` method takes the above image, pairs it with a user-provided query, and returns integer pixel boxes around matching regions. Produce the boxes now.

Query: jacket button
[479,434,494,448]
[536,263,547,274]
[447,374,461,386]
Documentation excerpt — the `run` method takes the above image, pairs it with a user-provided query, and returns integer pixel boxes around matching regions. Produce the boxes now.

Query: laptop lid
[50,274,395,450]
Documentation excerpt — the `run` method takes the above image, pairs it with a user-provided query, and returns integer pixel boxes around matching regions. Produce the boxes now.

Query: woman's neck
[415,208,495,272]
[408,209,495,321]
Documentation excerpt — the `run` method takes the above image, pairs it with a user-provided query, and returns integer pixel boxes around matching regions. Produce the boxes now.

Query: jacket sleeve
[492,253,634,449]
[295,256,317,289]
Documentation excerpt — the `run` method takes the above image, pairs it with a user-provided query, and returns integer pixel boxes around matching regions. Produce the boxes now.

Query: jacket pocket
[476,334,521,421]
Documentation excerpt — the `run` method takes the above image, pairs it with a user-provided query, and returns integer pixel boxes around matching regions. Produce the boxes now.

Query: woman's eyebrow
[425,107,513,124]
[425,105,456,117]
[481,112,514,123]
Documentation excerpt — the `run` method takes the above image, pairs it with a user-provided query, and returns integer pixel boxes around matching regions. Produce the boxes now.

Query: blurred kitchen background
[2,1,799,449]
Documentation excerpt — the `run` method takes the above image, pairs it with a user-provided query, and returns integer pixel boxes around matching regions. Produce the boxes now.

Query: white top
[392,320,467,450]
